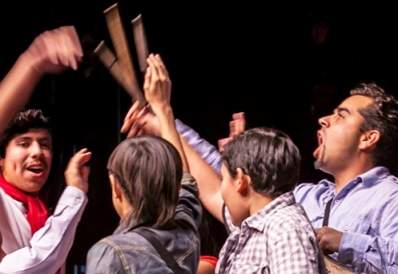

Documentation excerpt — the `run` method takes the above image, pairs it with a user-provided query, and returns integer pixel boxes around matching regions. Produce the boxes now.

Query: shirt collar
[242,192,295,232]
[318,166,390,200]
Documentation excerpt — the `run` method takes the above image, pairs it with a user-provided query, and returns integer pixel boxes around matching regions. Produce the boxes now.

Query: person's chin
[24,178,47,193]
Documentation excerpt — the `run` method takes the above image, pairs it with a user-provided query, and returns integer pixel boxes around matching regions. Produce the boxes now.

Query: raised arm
[0,26,82,135]
[143,54,189,172]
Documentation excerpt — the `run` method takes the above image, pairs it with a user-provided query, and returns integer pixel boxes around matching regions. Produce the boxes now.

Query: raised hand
[218,112,246,152]
[143,54,171,112]
[64,148,92,193]
[24,26,83,75]
[121,101,160,138]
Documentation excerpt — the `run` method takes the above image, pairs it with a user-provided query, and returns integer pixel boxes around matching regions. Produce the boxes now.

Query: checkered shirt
[216,192,324,274]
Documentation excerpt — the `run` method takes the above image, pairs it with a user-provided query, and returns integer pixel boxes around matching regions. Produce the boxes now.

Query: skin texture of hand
[64,148,92,193]
[218,112,246,152]
[23,26,83,76]
[316,226,343,254]
[120,101,161,138]
[143,54,172,113]
[120,54,170,138]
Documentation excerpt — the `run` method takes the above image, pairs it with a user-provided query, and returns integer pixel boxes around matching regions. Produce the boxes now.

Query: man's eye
[40,143,50,149]
[337,112,345,118]
[18,142,29,147]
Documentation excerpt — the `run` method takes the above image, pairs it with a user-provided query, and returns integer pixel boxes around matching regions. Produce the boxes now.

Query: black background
[1,1,398,271]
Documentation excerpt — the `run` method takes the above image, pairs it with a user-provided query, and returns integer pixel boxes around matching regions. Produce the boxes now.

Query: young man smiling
[0,26,91,274]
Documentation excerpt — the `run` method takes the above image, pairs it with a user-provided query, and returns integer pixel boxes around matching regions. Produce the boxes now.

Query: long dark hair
[107,135,183,228]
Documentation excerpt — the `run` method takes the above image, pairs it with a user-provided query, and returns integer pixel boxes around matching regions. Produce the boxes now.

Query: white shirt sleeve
[0,186,87,274]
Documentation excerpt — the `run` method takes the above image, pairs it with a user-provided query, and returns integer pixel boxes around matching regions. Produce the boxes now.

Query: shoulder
[293,180,331,203]
[86,234,149,274]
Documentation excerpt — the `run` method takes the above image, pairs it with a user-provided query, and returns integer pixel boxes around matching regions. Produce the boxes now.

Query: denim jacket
[86,173,202,274]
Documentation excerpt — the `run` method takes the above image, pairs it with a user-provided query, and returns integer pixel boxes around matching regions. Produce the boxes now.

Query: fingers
[68,148,92,169]
[62,26,83,68]
[28,25,83,74]
[121,101,141,133]
[144,53,171,106]
[65,148,92,193]
[229,112,246,137]
[218,137,233,152]
[121,103,150,138]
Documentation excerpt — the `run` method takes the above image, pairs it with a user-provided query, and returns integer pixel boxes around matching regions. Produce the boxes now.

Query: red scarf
[0,175,61,274]
[0,175,48,234]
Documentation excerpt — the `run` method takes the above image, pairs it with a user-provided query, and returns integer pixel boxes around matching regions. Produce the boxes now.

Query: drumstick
[104,3,145,106]
[131,14,149,74]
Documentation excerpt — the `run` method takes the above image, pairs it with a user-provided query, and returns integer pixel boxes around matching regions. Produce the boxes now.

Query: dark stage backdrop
[1,2,398,273]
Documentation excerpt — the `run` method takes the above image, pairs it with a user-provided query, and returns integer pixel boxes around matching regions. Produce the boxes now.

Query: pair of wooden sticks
[94,3,148,107]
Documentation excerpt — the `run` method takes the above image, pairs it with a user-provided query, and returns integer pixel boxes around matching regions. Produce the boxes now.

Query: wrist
[151,103,173,118]
[18,50,45,79]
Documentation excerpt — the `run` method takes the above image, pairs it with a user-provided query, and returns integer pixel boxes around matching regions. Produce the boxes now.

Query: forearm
[153,104,189,172]
[0,53,42,135]
[180,136,224,223]
[176,119,222,173]
[0,186,87,274]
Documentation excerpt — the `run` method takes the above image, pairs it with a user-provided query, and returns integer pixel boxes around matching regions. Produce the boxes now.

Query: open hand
[64,148,92,193]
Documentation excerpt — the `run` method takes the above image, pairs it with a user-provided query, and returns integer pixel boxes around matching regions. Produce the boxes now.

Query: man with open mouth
[140,82,398,273]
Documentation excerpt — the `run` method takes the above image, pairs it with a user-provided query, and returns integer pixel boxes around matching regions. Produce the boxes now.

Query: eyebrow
[336,107,351,115]
[15,136,51,143]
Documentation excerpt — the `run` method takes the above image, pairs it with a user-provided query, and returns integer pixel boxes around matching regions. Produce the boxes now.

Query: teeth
[27,166,44,174]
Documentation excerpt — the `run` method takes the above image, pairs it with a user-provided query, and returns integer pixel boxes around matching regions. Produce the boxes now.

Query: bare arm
[180,136,224,223]
[121,60,226,222]
[0,26,82,135]
[143,54,189,172]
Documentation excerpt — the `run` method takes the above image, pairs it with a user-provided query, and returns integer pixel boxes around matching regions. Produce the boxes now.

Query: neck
[249,192,274,216]
[333,158,374,193]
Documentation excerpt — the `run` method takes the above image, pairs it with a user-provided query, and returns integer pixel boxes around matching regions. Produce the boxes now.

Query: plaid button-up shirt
[216,192,324,274]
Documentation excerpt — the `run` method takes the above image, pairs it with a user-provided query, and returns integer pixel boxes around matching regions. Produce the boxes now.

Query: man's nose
[318,115,330,127]
[29,142,43,157]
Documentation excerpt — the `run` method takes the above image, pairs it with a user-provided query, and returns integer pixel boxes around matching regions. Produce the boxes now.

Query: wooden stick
[131,14,149,74]
[104,3,145,105]
[94,41,135,97]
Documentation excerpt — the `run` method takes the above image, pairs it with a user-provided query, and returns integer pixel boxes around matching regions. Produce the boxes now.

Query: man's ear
[235,168,251,196]
[359,129,380,151]
[109,174,123,201]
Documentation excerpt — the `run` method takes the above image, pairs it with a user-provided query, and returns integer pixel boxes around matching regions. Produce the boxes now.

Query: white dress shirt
[0,186,87,274]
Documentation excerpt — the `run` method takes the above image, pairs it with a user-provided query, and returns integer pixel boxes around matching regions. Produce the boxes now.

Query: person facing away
[85,53,202,274]
[173,82,398,273]
[120,110,325,272]
[0,109,91,274]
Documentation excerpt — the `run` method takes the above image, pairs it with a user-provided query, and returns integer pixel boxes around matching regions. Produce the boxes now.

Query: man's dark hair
[222,127,301,198]
[107,135,183,228]
[0,109,51,157]
[350,83,398,171]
